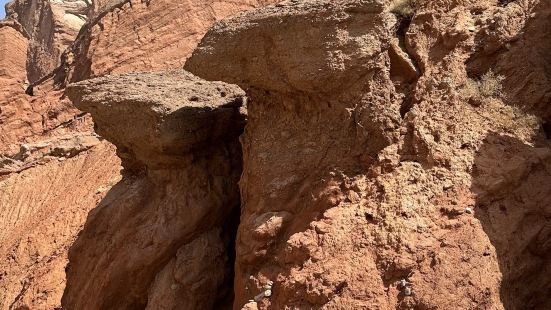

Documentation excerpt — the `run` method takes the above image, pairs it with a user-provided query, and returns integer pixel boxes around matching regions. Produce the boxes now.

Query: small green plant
[390,0,415,18]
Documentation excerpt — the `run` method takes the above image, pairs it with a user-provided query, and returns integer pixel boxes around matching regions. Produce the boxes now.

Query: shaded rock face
[58,0,281,85]
[62,71,247,309]
[186,0,551,308]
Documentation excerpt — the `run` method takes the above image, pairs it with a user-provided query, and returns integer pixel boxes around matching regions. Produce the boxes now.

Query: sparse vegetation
[478,70,505,97]
[465,70,506,99]
[390,0,415,18]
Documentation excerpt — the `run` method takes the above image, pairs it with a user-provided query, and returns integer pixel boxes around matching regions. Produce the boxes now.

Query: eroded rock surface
[59,0,281,85]
[5,0,91,83]
[62,71,247,309]
[0,2,118,309]
[1,0,283,308]
[186,0,551,308]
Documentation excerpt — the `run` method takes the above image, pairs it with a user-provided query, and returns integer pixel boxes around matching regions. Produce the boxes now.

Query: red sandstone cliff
[1,0,550,309]
[0,0,278,309]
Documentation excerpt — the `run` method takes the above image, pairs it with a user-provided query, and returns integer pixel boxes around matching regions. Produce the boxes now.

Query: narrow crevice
[390,15,420,120]
[542,122,551,139]
[399,92,415,118]
[214,202,241,309]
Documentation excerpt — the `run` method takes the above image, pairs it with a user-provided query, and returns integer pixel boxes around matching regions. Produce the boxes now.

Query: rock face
[0,3,121,309]
[60,0,281,84]
[62,71,246,309]
[186,0,551,308]
[0,0,280,308]
[5,0,91,83]
[0,142,120,310]
[1,0,550,309]
[0,20,28,102]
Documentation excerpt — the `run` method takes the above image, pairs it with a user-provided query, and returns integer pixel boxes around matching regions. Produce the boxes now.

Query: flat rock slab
[67,70,246,170]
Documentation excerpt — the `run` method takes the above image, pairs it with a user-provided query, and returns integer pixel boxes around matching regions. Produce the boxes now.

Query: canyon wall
[186,0,551,308]
[0,3,121,309]
[5,0,90,83]
[1,0,550,309]
[0,0,278,309]
[58,0,281,85]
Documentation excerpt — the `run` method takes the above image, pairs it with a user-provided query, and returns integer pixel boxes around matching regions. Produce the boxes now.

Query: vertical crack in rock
[388,12,421,118]
[62,70,247,309]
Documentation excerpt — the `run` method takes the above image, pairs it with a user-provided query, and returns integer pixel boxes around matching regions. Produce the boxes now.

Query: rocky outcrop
[186,0,551,308]
[62,71,246,309]
[0,2,112,309]
[59,0,281,85]
[1,0,285,308]
[5,0,91,83]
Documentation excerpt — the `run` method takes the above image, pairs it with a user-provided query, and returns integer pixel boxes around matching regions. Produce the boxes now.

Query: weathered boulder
[62,70,246,309]
[186,0,551,308]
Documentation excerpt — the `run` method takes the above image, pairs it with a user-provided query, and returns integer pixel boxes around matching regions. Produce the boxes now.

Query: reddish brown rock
[1,0,282,308]
[62,71,246,309]
[60,0,281,84]
[0,142,120,310]
[186,0,551,308]
[0,21,28,102]
[5,0,91,83]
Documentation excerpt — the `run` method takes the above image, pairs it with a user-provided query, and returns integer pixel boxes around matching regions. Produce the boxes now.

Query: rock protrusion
[62,70,247,309]
[67,70,246,171]
[186,0,551,308]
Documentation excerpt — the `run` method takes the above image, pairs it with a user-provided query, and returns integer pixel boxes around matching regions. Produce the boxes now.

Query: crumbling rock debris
[62,70,247,309]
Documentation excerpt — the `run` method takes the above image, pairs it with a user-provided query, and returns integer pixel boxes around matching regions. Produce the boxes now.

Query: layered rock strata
[62,71,247,309]
[5,0,91,83]
[58,0,281,85]
[0,3,121,309]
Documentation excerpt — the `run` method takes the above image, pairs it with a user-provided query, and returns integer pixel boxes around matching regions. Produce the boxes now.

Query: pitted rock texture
[59,0,281,85]
[67,71,247,171]
[62,71,246,309]
[186,0,551,308]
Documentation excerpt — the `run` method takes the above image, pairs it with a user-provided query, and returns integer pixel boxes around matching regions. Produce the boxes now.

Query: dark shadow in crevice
[471,132,551,310]
[390,14,420,120]
[213,186,242,310]
[498,0,516,7]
